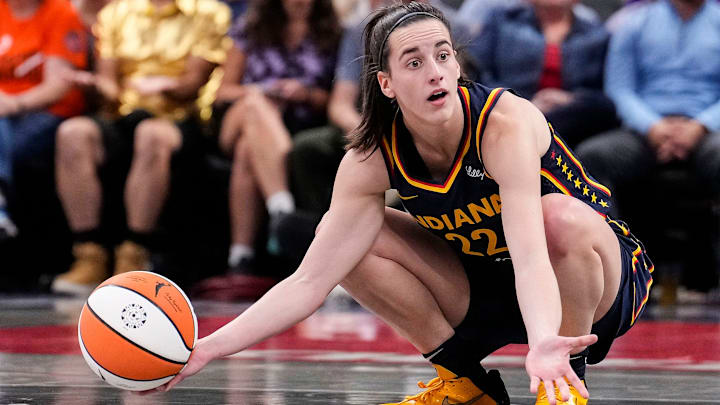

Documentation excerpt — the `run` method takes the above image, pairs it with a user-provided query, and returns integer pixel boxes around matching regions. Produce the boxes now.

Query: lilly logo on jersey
[465,165,484,179]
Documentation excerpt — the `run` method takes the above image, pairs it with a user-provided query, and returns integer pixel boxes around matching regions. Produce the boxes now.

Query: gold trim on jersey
[390,86,472,193]
[540,169,572,196]
[475,88,504,162]
[381,137,394,174]
[553,134,612,197]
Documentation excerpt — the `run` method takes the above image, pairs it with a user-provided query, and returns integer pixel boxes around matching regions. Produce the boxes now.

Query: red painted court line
[1,313,718,371]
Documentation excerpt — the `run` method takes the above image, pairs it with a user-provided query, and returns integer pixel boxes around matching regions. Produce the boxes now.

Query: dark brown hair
[243,0,341,53]
[346,1,470,152]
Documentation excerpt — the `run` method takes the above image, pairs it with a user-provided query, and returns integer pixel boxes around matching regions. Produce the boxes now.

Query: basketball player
[148,3,653,404]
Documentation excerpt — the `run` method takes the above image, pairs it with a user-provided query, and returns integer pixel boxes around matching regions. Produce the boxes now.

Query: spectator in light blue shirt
[576,0,720,194]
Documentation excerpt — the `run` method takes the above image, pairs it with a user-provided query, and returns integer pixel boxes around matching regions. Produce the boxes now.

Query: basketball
[77,271,197,391]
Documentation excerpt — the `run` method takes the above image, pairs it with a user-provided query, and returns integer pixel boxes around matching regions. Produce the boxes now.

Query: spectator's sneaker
[51,242,109,296]
[114,240,150,275]
[382,365,510,405]
[191,258,278,301]
[0,208,17,242]
[535,380,587,405]
[266,210,321,259]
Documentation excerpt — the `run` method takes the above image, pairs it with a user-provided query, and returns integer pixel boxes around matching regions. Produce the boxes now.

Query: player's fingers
[544,379,557,405]
[556,377,571,402]
[163,374,184,392]
[568,371,589,398]
[529,376,540,394]
[566,334,597,349]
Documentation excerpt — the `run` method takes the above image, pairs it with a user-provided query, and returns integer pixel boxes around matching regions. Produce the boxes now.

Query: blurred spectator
[576,0,720,192]
[467,0,617,146]
[221,0,248,18]
[456,0,600,38]
[73,0,109,27]
[51,0,230,296]
[190,0,340,300]
[0,0,88,241]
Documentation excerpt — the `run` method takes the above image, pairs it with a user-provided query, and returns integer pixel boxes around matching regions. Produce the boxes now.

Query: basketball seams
[133,270,198,347]
[78,328,178,382]
[96,283,195,352]
[85,301,187,366]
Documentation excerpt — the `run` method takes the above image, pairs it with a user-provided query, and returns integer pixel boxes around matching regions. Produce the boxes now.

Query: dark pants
[0,112,63,188]
[575,128,720,196]
[289,125,346,215]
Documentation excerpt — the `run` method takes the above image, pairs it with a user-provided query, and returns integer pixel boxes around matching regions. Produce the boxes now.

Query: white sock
[266,191,295,217]
[228,244,254,267]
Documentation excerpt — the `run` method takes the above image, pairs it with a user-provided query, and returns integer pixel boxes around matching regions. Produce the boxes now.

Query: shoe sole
[50,278,99,297]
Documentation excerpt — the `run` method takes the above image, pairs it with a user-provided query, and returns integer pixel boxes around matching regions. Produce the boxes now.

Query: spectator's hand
[130,76,178,96]
[269,79,308,103]
[136,337,215,395]
[647,118,677,163]
[531,89,574,114]
[670,119,707,160]
[61,69,97,88]
[0,92,20,117]
[525,334,597,405]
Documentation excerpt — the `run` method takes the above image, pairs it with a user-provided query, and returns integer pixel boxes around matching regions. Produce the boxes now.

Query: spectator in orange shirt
[0,0,88,241]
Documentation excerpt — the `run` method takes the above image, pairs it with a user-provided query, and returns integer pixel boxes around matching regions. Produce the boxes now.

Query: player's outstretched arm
[482,92,596,404]
[148,148,390,394]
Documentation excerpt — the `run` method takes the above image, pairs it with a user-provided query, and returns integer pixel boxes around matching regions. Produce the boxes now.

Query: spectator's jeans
[575,127,720,195]
[0,112,63,187]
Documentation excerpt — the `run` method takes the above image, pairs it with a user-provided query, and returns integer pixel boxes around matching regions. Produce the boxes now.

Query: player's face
[378,19,461,125]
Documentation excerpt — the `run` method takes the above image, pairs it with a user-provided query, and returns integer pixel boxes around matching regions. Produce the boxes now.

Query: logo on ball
[121,303,147,329]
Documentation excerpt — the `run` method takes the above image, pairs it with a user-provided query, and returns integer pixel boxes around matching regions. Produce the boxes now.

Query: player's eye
[407,59,421,68]
[438,52,449,61]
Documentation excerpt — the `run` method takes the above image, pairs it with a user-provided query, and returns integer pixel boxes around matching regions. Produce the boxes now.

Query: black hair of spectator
[347,1,471,153]
[243,0,342,54]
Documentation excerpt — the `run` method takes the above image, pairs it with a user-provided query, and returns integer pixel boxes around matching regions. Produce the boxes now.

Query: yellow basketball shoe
[381,365,509,405]
[114,240,150,275]
[51,242,109,296]
[535,380,588,405]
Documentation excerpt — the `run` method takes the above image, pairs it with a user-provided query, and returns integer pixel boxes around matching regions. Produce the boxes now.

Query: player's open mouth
[427,90,448,102]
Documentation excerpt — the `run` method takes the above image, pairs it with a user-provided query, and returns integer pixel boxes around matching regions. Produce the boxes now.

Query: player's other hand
[136,337,215,395]
[525,334,598,405]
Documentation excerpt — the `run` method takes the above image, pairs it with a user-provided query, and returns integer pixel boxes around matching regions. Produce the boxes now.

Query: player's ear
[377,71,395,99]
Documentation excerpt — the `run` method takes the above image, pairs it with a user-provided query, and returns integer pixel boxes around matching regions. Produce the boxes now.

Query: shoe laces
[398,376,446,403]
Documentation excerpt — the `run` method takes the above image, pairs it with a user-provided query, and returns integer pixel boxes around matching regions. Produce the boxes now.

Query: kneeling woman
[151,3,653,405]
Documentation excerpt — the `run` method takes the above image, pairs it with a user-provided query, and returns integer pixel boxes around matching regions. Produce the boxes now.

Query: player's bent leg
[537,193,623,405]
[338,207,509,405]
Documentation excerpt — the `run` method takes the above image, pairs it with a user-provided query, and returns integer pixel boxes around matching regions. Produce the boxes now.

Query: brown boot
[51,242,109,296]
[114,240,150,275]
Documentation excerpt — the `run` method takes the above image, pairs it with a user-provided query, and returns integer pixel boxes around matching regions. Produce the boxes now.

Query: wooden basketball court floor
[1,292,719,404]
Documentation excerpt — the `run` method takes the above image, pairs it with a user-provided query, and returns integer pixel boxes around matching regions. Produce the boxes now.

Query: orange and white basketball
[77,271,197,391]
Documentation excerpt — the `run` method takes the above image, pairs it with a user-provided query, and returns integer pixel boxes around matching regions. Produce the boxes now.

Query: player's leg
[327,207,509,404]
[538,193,624,404]
[120,118,182,274]
[52,117,109,295]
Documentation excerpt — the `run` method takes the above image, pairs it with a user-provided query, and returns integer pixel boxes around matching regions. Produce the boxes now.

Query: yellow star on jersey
[599,200,609,208]
[566,170,573,181]
[583,185,589,196]
[591,192,598,203]
[562,163,568,173]
[574,178,582,189]
[556,155,562,166]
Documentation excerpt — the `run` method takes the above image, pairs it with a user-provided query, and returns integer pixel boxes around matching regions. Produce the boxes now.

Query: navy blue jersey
[379,83,615,266]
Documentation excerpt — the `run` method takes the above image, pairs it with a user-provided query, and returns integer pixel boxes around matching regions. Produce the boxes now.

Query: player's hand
[136,337,216,395]
[525,334,598,405]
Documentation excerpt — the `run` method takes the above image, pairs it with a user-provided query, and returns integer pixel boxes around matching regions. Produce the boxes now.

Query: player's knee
[56,118,99,162]
[542,194,589,256]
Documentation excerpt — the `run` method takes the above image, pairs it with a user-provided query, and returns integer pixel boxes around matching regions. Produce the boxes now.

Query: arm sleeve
[191,3,232,65]
[603,18,661,135]
[44,4,88,69]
